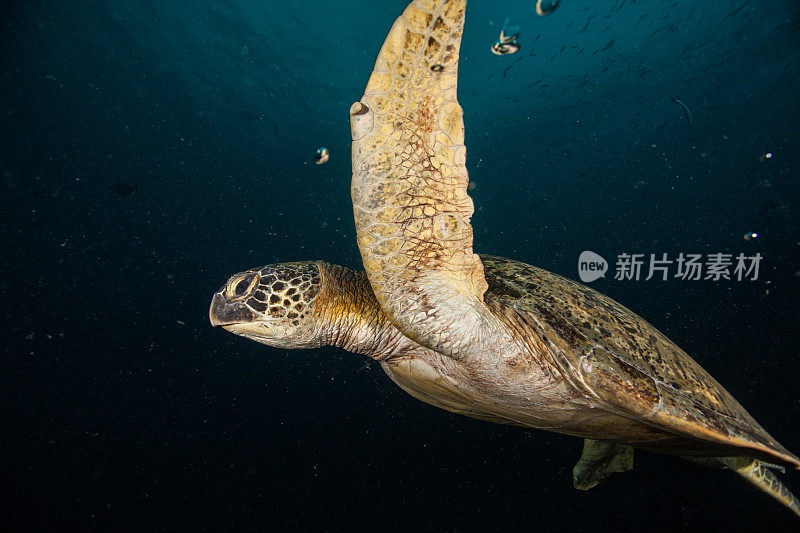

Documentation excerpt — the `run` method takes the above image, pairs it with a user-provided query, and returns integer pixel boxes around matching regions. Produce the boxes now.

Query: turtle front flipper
[573,439,634,490]
[350,0,494,359]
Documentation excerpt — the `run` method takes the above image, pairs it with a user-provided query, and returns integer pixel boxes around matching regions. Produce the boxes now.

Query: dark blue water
[2,0,799,530]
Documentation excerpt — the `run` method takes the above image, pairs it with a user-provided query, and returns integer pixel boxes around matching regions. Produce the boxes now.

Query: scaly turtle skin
[210,0,799,517]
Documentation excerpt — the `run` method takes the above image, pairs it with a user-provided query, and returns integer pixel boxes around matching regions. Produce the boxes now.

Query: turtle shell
[480,255,799,469]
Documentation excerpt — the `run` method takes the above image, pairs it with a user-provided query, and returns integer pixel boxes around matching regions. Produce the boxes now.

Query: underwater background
[2,0,799,530]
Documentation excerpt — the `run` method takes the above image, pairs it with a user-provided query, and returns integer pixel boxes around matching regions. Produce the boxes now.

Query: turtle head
[209,261,324,349]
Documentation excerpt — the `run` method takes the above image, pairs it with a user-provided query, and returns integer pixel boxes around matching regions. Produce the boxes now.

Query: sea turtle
[209,0,799,516]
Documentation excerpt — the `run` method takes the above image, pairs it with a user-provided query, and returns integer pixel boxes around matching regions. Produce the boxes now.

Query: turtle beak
[209,290,256,328]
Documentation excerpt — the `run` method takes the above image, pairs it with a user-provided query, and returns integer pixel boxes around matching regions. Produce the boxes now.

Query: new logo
[578,251,608,282]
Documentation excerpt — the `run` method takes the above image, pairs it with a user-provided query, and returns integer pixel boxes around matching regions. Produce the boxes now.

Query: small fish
[491,23,521,55]
[492,40,520,55]
[579,14,596,33]
[743,232,759,241]
[503,56,523,77]
[314,146,330,165]
[536,0,560,16]
[600,39,615,52]
[672,98,694,126]
[499,25,520,44]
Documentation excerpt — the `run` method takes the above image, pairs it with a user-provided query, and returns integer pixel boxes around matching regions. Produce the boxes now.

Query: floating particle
[314,147,329,165]
[743,232,759,241]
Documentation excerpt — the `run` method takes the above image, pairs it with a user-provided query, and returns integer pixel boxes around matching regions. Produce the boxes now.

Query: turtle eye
[228,273,258,300]
[234,278,249,295]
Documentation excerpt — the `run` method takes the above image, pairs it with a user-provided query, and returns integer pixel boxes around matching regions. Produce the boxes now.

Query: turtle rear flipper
[573,439,634,490]
[730,458,800,519]
[690,456,800,518]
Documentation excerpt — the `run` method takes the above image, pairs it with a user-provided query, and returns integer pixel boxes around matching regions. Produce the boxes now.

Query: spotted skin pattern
[225,262,320,326]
